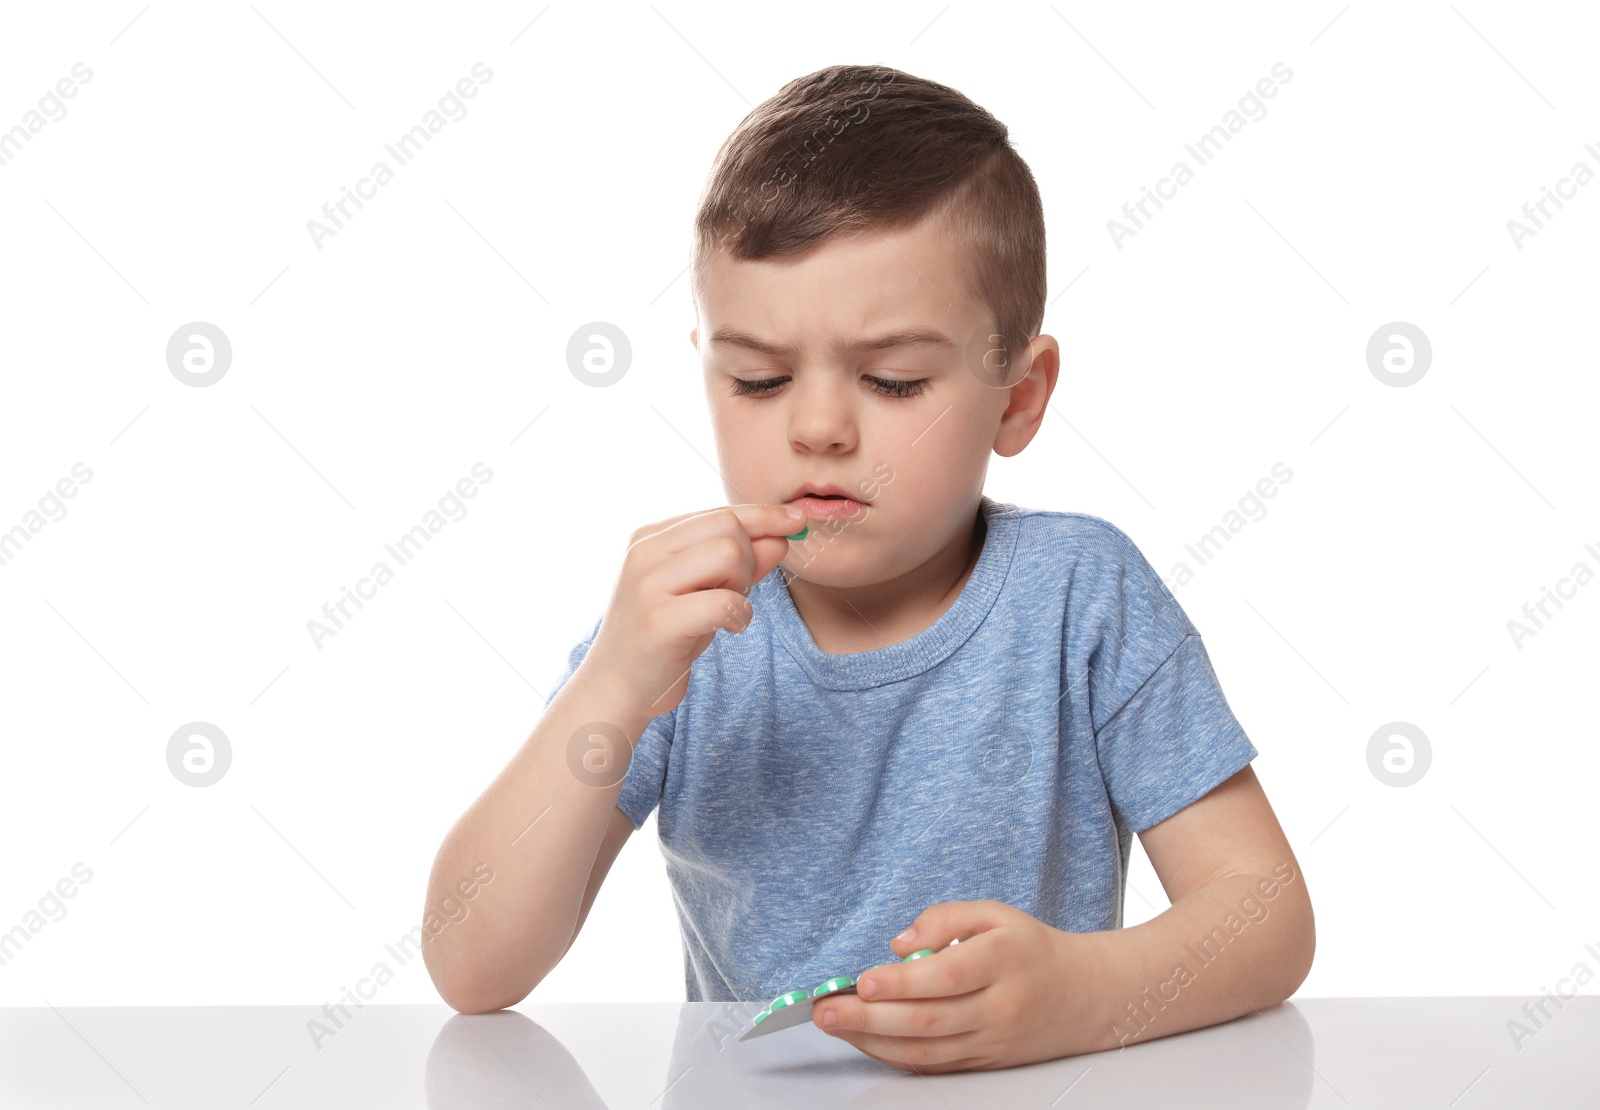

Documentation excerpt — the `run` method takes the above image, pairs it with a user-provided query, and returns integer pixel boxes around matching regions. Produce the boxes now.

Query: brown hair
[691,64,1046,354]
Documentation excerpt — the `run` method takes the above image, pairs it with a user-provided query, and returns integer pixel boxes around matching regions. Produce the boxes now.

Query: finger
[644,506,805,595]
[736,502,812,539]
[661,589,758,642]
[853,932,993,1003]
[648,532,761,599]
[814,989,987,1039]
[888,899,1014,962]
[625,506,726,549]
[643,504,808,556]
[826,1024,986,1074]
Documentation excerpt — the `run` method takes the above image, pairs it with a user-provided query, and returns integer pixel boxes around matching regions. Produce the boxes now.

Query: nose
[786,372,858,454]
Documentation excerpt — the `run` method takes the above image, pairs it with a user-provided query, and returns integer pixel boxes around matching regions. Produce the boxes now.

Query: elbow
[1295,898,1317,993]
[424,945,540,1016]
[444,990,519,1016]
[1273,884,1317,1003]
[434,973,535,1016]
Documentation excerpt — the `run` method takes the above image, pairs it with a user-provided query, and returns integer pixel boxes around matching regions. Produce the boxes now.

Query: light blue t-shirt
[544,495,1258,1002]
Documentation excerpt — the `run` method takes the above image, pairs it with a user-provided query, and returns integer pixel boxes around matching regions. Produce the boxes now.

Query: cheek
[711,414,775,480]
[897,413,986,470]
[719,412,770,451]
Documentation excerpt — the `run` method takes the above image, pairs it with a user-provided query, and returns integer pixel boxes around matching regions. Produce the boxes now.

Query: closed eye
[729,376,928,399]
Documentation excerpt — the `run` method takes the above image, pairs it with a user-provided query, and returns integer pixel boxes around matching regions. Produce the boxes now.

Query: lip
[784,482,872,521]
[785,482,867,503]
[790,495,869,520]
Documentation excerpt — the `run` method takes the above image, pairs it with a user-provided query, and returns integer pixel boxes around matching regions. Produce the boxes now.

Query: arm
[422,502,801,1013]
[420,663,653,1014]
[1084,762,1315,1049]
[811,764,1315,1070]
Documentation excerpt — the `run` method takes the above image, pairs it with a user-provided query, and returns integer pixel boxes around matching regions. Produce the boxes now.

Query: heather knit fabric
[545,495,1258,1002]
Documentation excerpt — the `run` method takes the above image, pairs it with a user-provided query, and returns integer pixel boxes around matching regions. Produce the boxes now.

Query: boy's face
[690,210,1056,588]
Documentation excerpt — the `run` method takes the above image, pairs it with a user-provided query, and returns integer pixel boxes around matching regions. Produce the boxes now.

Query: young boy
[423,63,1314,1074]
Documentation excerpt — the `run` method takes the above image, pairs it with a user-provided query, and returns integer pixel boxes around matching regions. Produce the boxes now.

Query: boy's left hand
[810,899,1107,1072]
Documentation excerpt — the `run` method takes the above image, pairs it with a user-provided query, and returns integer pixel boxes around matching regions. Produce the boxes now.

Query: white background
[1,0,1595,1012]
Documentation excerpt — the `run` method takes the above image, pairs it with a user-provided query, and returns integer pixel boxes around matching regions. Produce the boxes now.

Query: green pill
[812,976,855,997]
[903,949,936,961]
[768,989,810,1012]
[786,525,809,540]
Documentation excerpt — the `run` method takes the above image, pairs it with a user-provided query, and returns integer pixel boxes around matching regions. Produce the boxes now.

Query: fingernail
[859,978,878,999]
[895,927,915,943]
[785,505,804,519]
[822,1007,838,1027]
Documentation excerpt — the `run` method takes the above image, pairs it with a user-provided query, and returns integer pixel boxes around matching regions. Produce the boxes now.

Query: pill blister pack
[737,948,938,1041]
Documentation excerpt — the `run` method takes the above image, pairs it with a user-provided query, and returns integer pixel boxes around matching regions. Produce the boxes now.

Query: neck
[784,504,987,650]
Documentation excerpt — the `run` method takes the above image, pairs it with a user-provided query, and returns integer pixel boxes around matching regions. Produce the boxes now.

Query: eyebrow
[709,325,957,358]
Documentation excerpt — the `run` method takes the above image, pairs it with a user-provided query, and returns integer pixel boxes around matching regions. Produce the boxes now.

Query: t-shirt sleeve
[1082,524,1259,834]
[544,614,676,831]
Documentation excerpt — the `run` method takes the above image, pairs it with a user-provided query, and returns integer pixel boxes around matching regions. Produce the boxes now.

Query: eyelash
[729,376,929,400]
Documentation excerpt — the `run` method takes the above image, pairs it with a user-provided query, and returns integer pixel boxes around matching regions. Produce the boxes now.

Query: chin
[779,552,865,588]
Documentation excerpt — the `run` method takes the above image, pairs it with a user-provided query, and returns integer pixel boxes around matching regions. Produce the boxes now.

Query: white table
[2,997,1594,1107]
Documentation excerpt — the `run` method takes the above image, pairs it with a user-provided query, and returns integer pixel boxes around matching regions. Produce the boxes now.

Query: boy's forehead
[698,225,978,349]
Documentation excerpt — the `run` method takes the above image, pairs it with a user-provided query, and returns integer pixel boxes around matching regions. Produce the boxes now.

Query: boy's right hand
[584,503,807,720]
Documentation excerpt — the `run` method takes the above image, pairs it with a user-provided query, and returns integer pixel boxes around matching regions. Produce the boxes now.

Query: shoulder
[997,501,1190,643]
[1010,505,1144,554]
[999,502,1169,591]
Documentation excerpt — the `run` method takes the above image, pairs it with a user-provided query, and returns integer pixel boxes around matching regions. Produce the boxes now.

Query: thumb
[889,899,1013,956]
[750,532,799,585]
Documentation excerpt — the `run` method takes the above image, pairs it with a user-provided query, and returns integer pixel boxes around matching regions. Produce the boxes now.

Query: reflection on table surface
[426,1000,1315,1108]
[2,997,1596,1108]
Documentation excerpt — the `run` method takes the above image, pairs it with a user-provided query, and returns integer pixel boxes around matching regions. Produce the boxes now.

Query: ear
[689,327,698,351]
[993,335,1060,459]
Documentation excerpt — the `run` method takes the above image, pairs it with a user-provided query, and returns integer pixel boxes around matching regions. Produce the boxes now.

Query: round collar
[760,495,1022,691]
